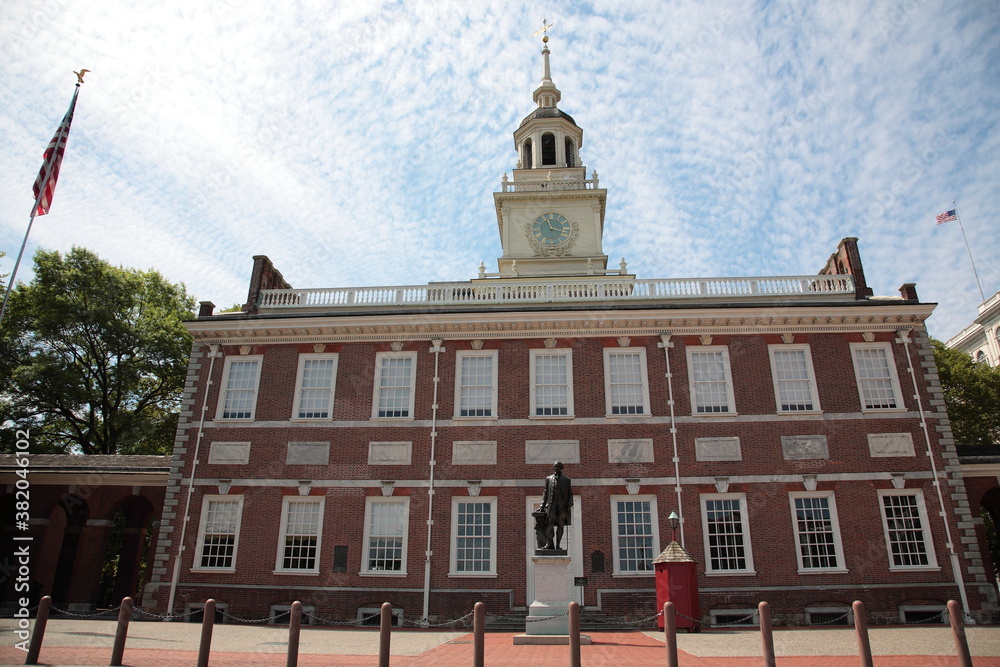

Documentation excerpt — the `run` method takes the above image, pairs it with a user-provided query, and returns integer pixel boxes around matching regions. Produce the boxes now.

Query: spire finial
[529,18,554,45]
[529,19,560,108]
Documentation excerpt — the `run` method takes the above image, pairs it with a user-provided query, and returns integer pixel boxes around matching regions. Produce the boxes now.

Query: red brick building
[144,44,998,625]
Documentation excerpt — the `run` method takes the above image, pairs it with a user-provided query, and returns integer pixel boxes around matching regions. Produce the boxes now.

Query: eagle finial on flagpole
[74,69,90,84]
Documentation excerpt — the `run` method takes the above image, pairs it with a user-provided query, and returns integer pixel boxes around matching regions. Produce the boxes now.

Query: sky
[1,0,997,340]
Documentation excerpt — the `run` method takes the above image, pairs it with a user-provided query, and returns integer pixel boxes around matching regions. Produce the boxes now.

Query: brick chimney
[243,255,292,314]
[818,237,874,299]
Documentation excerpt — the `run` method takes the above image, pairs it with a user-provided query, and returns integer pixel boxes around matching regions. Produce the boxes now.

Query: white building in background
[946,291,1000,367]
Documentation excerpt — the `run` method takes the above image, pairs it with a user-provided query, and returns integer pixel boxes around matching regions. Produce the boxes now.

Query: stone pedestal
[514,554,591,645]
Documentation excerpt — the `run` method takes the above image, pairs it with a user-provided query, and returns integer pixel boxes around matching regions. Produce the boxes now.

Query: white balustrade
[256,275,855,310]
[500,179,598,193]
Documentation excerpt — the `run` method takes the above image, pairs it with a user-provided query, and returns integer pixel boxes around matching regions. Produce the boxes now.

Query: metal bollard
[24,595,51,665]
[664,601,678,667]
[947,600,973,667]
[852,600,873,667]
[197,599,216,667]
[758,601,775,667]
[569,601,581,667]
[378,602,393,667]
[286,601,302,667]
[473,601,485,667]
[109,596,133,666]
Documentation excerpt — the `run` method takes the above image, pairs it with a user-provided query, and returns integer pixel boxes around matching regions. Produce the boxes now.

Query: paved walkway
[1,619,998,666]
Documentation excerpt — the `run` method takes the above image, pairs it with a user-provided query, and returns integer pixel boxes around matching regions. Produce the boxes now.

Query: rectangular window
[193,495,244,570]
[275,498,324,573]
[701,493,755,574]
[450,497,496,576]
[372,352,417,419]
[362,498,409,575]
[217,356,262,420]
[851,343,904,410]
[292,354,338,419]
[769,345,821,412]
[455,351,498,418]
[687,346,736,414]
[610,495,659,574]
[789,492,846,573]
[530,349,574,417]
[604,348,651,415]
[878,491,938,570]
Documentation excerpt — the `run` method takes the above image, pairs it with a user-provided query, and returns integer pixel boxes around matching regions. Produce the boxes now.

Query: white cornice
[959,462,1000,477]
[187,303,934,344]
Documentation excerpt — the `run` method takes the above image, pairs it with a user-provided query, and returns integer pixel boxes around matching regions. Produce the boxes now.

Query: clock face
[531,213,572,246]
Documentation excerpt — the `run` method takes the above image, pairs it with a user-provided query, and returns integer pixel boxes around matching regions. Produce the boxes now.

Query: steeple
[532,38,561,108]
[489,29,610,279]
[512,34,583,172]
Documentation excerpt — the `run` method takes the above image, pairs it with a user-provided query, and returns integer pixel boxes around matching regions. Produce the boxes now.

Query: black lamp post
[668,510,680,543]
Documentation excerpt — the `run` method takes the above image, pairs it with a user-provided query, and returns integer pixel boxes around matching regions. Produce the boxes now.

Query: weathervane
[529,18,554,44]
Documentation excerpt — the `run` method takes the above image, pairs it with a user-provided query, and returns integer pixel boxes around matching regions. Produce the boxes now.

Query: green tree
[932,338,1000,447]
[0,247,194,454]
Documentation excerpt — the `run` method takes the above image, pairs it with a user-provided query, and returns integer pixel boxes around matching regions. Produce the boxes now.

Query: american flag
[935,209,957,225]
[32,86,80,216]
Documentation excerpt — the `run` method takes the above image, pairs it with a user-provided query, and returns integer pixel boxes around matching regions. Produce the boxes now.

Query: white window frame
[788,491,848,574]
[850,342,905,411]
[215,355,262,420]
[768,344,822,414]
[609,494,659,576]
[453,350,498,419]
[371,352,417,419]
[192,494,244,572]
[361,496,410,576]
[529,348,575,418]
[701,492,756,575]
[291,353,339,420]
[686,346,737,415]
[877,489,939,571]
[273,496,324,574]
[603,347,652,416]
[449,496,497,577]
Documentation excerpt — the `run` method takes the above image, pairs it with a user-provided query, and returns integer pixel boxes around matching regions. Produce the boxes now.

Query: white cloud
[1,0,997,340]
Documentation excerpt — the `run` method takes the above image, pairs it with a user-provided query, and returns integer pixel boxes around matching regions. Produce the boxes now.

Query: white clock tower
[492,37,611,278]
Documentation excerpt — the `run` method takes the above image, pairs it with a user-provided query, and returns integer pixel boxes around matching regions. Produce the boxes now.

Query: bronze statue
[539,461,573,550]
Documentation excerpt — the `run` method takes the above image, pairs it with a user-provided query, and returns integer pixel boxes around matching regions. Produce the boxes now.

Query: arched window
[523,139,533,169]
[976,350,988,365]
[565,138,575,167]
[541,133,556,166]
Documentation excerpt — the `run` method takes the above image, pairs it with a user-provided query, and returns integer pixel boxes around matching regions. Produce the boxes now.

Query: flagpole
[953,201,986,302]
[0,81,82,326]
